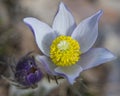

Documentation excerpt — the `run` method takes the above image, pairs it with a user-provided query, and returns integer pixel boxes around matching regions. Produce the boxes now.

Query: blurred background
[0,0,120,96]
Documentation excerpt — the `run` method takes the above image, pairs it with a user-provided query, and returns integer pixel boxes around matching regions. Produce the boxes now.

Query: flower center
[57,40,69,51]
[50,35,81,67]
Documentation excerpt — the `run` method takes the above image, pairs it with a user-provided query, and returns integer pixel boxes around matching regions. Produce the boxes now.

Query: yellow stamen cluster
[50,35,81,67]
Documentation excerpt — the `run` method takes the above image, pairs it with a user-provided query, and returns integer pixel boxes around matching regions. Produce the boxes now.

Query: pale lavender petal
[23,17,56,56]
[52,2,76,36]
[36,55,56,75]
[55,65,83,84]
[77,48,116,70]
[72,10,103,53]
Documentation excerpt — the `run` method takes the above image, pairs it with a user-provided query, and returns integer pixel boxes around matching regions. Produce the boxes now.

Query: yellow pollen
[50,35,81,67]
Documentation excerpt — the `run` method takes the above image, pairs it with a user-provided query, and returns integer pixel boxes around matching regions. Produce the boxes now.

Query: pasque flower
[23,3,116,84]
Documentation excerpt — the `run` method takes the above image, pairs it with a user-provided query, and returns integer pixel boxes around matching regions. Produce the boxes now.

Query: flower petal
[36,55,56,75]
[72,10,103,53]
[23,17,56,56]
[55,65,83,84]
[26,73,36,85]
[78,48,116,70]
[35,70,43,82]
[52,2,76,36]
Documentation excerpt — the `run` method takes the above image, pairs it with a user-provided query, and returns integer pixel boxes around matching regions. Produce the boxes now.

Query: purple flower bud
[14,53,43,87]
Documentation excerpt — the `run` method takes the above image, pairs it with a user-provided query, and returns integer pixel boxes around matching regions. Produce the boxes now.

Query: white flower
[23,2,116,84]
